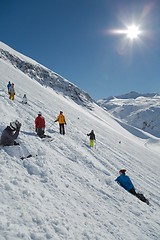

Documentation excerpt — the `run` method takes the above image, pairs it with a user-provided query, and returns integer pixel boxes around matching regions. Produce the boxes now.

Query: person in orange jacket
[54,111,66,135]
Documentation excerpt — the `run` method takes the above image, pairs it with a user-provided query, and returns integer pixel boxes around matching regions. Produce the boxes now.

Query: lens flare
[126,25,141,40]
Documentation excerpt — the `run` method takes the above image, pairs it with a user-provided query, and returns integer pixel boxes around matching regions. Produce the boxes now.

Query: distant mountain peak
[98,91,158,102]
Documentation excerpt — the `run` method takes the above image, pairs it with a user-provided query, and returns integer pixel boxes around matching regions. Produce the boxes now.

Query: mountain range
[97,91,160,138]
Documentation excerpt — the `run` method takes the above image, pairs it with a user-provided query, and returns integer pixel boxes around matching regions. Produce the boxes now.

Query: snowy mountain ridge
[99,91,159,101]
[0,42,160,240]
[97,92,160,138]
[0,41,93,109]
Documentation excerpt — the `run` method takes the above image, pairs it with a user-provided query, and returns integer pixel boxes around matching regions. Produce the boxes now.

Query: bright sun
[126,24,141,40]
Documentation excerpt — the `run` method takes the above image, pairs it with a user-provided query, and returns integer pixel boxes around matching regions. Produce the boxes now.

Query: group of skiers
[6,81,93,142]
[7,81,28,103]
[0,117,150,205]
[35,111,67,138]
[1,82,150,205]
[0,110,67,145]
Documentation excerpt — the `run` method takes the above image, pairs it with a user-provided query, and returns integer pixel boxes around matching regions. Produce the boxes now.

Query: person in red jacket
[35,112,46,138]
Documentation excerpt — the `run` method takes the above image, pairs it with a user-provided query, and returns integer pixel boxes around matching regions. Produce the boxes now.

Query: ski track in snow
[0,47,160,240]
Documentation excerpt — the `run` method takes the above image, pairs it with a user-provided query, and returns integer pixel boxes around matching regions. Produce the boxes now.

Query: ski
[20,154,38,160]
[41,137,54,142]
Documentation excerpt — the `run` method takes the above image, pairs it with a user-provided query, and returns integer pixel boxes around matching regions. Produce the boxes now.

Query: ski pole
[85,135,88,144]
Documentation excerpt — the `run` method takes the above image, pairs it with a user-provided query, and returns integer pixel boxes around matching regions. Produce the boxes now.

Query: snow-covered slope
[97,91,160,138]
[0,44,160,240]
[0,42,93,109]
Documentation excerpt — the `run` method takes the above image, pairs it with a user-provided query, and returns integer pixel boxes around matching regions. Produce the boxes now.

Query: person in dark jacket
[35,112,46,138]
[22,94,27,104]
[87,130,96,147]
[0,121,21,146]
[115,169,149,205]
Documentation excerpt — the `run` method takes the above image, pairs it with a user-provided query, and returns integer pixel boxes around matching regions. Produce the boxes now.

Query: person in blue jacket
[7,81,11,94]
[115,169,149,205]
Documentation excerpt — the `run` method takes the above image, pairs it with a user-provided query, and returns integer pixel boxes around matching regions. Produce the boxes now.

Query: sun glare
[126,25,141,40]
[107,21,143,54]
[108,23,141,41]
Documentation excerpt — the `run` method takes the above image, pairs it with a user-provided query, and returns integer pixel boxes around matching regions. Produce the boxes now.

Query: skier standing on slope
[0,120,21,146]
[87,130,96,147]
[115,169,149,205]
[54,111,66,135]
[8,83,15,100]
[35,112,46,138]
[7,81,11,94]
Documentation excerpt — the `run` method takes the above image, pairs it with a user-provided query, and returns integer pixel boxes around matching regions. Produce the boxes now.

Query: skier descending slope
[87,130,96,147]
[115,169,150,205]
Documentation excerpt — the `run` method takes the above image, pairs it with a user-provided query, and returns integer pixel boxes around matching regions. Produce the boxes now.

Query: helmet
[10,122,17,130]
[60,111,63,113]
[15,120,21,128]
[119,169,126,174]
[38,111,42,115]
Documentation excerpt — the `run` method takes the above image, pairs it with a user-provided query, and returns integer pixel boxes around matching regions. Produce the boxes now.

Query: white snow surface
[97,92,160,138]
[0,43,160,240]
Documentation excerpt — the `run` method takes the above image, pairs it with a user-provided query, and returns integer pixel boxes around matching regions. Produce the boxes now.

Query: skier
[8,83,15,100]
[0,121,32,159]
[87,130,96,147]
[0,120,21,146]
[115,169,149,205]
[22,94,28,104]
[54,111,66,135]
[7,81,11,94]
[35,112,46,138]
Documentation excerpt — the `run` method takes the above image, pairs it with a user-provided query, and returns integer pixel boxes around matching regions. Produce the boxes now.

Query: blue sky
[1,0,160,99]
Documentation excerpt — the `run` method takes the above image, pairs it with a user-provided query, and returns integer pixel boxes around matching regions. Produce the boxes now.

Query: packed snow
[0,42,160,240]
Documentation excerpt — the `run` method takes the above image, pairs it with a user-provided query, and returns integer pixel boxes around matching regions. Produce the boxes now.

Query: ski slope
[0,44,160,240]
